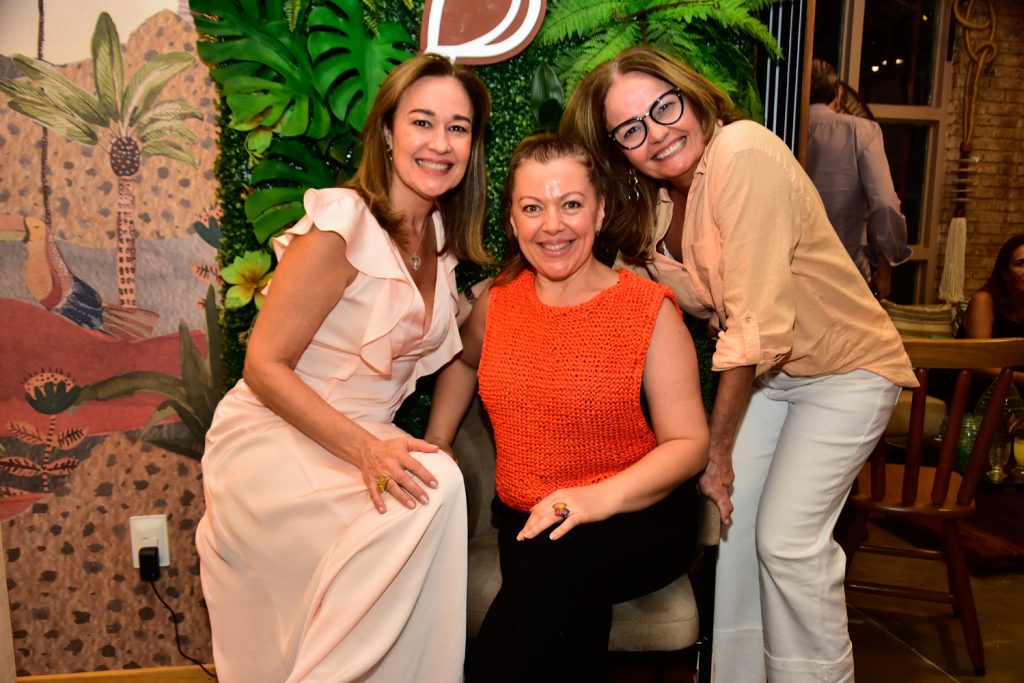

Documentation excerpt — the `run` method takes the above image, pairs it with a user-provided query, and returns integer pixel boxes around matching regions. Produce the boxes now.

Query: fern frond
[559,23,641,91]
[538,0,621,45]
[730,14,783,58]
[649,0,719,24]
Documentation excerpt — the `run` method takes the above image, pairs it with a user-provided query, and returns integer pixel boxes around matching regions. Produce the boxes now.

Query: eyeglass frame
[607,89,685,150]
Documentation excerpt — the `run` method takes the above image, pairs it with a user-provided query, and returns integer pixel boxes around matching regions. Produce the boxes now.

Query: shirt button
[745,316,753,323]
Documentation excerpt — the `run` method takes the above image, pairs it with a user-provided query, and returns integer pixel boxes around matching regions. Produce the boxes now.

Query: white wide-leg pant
[711,370,901,683]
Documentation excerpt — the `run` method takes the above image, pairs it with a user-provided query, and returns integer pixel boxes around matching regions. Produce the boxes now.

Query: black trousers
[466,481,699,683]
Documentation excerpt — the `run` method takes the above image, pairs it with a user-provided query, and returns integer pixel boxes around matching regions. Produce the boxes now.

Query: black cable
[148,580,217,678]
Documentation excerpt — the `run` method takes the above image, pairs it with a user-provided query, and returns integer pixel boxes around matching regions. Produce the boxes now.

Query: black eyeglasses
[608,89,684,150]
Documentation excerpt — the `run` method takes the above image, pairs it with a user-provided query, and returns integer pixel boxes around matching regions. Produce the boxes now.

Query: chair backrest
[875,338,1024,508]
[453,398,497,539]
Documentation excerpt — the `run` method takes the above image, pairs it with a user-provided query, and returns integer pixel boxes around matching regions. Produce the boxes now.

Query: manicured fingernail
[419,495,429,504]
[406,500,416,509]
[429,480,438,488]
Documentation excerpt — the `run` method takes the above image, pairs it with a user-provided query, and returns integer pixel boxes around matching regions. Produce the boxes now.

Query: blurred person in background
[807,59,911,300]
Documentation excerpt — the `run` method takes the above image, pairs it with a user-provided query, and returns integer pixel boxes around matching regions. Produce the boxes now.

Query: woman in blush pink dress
[195,54,490,682]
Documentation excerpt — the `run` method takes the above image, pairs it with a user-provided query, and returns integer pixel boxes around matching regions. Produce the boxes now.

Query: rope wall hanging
[941,0,998,303]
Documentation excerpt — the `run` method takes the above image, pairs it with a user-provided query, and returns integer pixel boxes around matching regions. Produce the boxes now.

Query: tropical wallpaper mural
[0,0,780,673]
[0,1,218,673]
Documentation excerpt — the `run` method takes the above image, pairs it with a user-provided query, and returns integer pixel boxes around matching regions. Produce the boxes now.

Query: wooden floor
[18,665,216,682]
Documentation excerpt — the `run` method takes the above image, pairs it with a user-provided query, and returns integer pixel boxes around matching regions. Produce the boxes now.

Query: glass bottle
[955,413,981,473]
[973,381,1024,482]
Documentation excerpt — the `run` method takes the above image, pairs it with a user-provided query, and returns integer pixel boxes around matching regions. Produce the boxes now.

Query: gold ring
[377,473,390,493]
[552,502,569,519]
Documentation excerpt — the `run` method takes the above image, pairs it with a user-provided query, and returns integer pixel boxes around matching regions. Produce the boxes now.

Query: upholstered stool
[452,398,717,662]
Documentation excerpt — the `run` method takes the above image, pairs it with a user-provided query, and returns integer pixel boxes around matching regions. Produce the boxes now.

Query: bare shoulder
[963,289,996,338]
[278,227,354,282]
[968,289,994,309]
[648,297,695,360]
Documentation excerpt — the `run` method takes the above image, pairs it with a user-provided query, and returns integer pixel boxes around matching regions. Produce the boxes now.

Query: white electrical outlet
[129,514,170,568]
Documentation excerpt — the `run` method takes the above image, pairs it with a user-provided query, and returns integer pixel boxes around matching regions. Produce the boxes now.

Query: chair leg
[942,521,985,676]
[695,545,717,683]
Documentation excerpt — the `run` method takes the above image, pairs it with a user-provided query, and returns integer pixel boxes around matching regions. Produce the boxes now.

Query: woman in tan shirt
[562,47,916,683]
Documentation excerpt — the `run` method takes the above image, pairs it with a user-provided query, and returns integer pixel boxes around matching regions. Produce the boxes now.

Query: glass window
[813,2,845,70]
[809,0,951,303]
[858,0,937,105]
[879,121,932,245]
[889,261,922,305]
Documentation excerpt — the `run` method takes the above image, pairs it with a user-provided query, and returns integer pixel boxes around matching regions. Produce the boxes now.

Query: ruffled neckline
[274,188,460,377]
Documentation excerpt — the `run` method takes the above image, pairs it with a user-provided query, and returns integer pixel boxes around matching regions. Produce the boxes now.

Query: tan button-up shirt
[632,120,916,387]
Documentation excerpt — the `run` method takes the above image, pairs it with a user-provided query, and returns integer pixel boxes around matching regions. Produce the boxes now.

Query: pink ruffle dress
[195,188,467,682]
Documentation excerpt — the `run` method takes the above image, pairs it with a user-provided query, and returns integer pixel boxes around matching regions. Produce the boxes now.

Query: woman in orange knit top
[426,133,709,682]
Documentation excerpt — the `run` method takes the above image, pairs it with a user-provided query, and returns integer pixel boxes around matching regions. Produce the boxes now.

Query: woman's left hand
[516,485,613,541]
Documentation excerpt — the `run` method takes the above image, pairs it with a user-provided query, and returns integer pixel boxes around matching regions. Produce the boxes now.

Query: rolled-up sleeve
[858,123,912,267]
[672,121,916,386]
[705,146,798,375]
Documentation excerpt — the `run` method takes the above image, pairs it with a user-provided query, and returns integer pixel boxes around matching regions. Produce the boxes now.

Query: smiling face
[510,156,605,285]
[384,75,474,212]
[604,71,708,190]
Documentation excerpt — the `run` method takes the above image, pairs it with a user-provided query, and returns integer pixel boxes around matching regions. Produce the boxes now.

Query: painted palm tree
[35,0,53,236]
[0,11,202,312]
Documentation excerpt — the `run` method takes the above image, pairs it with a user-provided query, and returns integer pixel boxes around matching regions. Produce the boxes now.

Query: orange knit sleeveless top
[478,269,677,511]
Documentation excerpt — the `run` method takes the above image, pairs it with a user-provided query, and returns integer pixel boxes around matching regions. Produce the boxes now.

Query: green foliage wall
[203,0,781,429]
[215,111,259,384]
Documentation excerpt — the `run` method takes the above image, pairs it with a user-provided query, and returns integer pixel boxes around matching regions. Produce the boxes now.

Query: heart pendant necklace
[405,222,428,272]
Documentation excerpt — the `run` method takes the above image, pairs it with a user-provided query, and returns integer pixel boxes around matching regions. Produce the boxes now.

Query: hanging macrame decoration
[942,0,997,304]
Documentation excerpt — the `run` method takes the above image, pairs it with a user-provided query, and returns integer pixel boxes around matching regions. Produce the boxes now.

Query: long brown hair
[346,53,492,264]
[560,46,738,264]
[981,234,1024,317]
[496,133,607,286]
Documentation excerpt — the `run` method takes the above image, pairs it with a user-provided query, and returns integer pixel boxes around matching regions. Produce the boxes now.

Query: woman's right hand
[361,437,441,514]
[699,454,734,525]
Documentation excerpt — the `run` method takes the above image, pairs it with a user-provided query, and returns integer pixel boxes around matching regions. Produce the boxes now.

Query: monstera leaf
[191,0,332,151]
[308,0,413,131]
[245,138,343,243]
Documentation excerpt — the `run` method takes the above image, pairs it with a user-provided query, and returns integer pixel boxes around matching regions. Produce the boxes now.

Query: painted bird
[0,215,155,340]
[1,214,104,328]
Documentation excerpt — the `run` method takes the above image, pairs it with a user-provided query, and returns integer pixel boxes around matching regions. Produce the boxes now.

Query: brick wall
[938,0,1024,298]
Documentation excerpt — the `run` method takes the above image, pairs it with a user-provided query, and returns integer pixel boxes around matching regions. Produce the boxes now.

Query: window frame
[830,0,953,302]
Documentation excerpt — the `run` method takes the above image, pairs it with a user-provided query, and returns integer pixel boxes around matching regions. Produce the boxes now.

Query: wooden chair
[453,398,718,682]
[839,337,1024,676]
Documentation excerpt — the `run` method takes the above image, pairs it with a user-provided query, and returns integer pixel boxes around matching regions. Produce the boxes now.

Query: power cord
[140,547,217,678]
